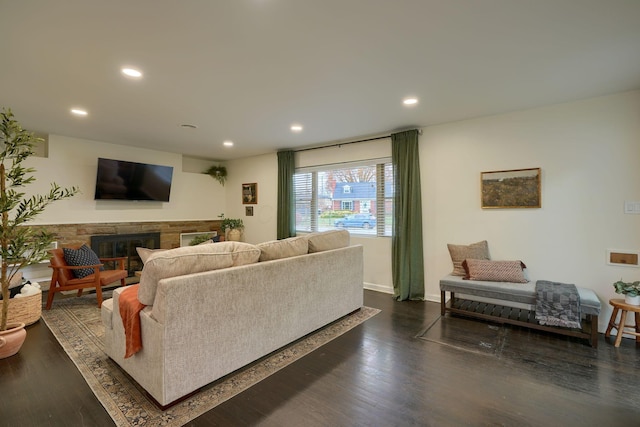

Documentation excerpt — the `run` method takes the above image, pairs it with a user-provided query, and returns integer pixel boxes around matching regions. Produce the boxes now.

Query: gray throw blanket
[535,280,582,329]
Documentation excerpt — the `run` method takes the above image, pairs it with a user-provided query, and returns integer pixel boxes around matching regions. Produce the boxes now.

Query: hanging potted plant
[0,108,78,358]
[613,279,640,305]
[205,165,227,186]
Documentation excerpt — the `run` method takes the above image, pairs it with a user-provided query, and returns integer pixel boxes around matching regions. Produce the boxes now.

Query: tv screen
[94,158,173,202]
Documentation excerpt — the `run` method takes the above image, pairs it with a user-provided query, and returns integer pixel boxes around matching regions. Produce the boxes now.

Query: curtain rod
[294,135,389,153]
[293,129,422,153]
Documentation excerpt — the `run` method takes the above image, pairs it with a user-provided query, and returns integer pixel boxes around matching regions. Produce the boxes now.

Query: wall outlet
[624,201,640,214]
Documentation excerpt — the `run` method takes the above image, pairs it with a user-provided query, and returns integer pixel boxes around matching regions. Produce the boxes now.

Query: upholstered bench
[440,275,601,347]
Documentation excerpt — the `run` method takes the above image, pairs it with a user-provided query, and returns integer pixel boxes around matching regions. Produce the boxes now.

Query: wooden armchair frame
[45,247,128,309]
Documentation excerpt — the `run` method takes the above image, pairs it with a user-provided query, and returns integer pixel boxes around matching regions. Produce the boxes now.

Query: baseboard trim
[364,282,393,294]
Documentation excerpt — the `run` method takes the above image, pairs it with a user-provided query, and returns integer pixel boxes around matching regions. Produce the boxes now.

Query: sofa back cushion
[136,247,167,264]
[137,242,261,305]
[257,236,309,261]
[306,229,350,253]
[207,241,261,266]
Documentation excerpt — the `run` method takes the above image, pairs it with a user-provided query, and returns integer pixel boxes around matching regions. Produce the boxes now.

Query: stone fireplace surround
[31,220,222,251]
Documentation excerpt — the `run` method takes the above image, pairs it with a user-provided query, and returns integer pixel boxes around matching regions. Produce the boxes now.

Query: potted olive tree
[0,108,78,358]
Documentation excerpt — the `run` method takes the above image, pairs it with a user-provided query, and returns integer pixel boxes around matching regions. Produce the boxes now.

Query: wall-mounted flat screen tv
[94,158,174,202]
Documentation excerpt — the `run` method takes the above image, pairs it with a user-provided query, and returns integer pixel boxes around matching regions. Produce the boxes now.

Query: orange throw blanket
[118,284,147,358]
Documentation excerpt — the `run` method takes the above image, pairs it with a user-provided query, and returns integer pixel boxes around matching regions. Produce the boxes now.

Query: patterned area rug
[42,293,379,427]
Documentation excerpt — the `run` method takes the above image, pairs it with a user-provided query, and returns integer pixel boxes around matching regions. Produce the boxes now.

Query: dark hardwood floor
[1,290,639,426]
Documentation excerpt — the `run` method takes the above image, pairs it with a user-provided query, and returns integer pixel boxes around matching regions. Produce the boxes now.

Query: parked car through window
[334,214,377,229]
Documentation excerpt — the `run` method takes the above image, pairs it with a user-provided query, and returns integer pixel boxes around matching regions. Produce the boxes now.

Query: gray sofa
[101,230,363,407]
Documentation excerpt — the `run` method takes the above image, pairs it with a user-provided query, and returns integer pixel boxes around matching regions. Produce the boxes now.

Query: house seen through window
[294,159,393,236]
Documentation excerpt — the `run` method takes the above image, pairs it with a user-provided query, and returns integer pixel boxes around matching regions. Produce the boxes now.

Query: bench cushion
[440,275,600,316]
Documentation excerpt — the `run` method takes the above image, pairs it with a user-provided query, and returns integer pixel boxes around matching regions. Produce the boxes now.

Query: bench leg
[590,315,598,348]
[440,291,446,315]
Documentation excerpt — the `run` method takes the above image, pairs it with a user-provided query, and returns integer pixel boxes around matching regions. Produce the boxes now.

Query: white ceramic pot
[625,294,640,305]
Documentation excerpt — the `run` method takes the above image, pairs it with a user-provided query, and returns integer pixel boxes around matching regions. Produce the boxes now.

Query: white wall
[224,153,279,245]
[25,135,225,224]
[421,90,640,331]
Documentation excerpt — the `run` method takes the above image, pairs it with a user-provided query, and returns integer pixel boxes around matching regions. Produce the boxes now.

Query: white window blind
[294,158,393,236]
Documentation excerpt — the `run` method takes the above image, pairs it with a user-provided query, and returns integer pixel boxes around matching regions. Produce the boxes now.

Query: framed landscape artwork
[481,168,541,209]
[242,183,257,204]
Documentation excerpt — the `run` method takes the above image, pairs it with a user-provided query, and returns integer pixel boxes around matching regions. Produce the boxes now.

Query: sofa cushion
[307,229,350,253]
[462,259,528,283]
[138,245,236,305]
[447,240,490,276]
[136,247,167,264]
[257,236,309,261]
[207,241,261,266]
[63,244,104,278]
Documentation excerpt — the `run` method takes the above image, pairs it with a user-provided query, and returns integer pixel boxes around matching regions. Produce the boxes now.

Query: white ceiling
[1,0,639,160]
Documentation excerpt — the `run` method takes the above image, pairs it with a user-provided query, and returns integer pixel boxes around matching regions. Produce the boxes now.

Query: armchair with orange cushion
[46,244,128,309]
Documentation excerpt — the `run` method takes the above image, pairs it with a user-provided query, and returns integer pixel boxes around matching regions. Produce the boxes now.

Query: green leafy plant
[205,165,227,186]
[221,217,243,231]
[0,108,79,331]
[613,279,640,297]
[218,213,243,231]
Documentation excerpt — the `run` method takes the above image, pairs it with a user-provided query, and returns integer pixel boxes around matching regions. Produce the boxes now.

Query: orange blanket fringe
[118,284,146,358]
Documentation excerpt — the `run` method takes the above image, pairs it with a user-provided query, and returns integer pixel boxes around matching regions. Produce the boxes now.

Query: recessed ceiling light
[290,124,303,132]
[121,67,143,78]
[223,141,234,147]
[403,97,418,106]
[70,108,88,116]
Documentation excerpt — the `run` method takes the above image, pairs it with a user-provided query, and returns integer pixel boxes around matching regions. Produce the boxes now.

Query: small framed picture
[481,168,541,209]
[245,206,254,216]
[242,183,258,204]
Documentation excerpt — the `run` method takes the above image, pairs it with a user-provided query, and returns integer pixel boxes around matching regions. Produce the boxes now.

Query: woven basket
[6,290,42,326]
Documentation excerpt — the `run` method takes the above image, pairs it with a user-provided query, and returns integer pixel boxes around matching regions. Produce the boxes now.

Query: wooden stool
[604,299,640,347]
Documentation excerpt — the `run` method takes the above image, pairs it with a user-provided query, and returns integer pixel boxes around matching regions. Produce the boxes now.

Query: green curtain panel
[277,150,296,239]
[391,130,425,301]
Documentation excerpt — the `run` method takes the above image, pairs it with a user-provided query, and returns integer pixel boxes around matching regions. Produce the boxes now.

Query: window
[294,159,393,236]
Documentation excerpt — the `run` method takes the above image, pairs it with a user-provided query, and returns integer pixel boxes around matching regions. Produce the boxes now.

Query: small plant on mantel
[218,213,244,241]
[218,213,243,232]
[0,108,79,334]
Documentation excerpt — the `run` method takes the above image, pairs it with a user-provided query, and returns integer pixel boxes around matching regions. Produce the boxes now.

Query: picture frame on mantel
[481,167,541,209]
[242,183,257,204]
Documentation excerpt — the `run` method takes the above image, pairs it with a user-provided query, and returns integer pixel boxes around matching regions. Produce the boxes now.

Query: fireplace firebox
[90,232,160,280]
